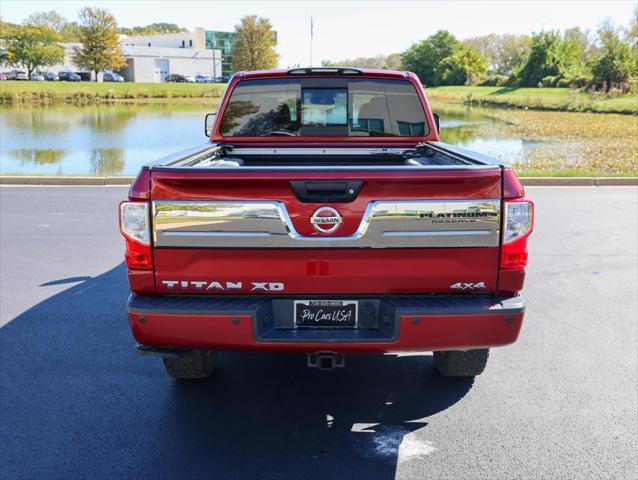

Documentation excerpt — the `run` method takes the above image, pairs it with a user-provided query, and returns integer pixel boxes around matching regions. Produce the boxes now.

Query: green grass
[427,86,638,114]
[0,80,227,104]
[5,81,636,113]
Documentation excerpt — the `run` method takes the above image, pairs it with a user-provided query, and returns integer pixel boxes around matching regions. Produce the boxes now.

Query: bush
[606,87,624,98]
[565,74,591,88]
[540,75,559,87]
[480,74,509,86]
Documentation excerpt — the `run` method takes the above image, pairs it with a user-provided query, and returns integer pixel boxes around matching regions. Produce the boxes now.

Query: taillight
[501,199,534,270]
[119,201,152,269]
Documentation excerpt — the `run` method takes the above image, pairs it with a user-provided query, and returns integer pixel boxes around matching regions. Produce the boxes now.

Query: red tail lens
[119,201,152,270]
[501,237,529,269]
[124,237,153,269]
[501,199,534,270]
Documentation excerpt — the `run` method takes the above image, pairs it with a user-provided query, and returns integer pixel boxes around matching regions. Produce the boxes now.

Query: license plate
[294,300,358,328]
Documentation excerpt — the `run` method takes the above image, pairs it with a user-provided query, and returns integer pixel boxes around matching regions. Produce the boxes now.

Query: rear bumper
[128,294,525,353]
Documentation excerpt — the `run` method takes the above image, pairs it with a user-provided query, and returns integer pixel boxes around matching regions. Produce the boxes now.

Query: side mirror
[433,113,440,133]
[204,112,216,137]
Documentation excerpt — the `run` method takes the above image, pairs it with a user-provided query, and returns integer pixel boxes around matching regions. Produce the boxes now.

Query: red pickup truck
[119,68,533,379]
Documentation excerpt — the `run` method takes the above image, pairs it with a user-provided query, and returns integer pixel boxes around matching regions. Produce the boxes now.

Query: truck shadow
[0,264,473,480]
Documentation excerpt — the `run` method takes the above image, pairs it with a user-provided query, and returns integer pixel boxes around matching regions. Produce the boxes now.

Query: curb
[0,176,636,187]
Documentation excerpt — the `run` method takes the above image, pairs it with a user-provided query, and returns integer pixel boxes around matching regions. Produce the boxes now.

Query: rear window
[219,78,428,137]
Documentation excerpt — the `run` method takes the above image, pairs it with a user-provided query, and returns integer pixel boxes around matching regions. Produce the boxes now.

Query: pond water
[0,101,599,175]
[1,103,216,176]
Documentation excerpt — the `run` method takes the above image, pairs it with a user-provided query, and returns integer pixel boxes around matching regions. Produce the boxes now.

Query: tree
[60,22,82,42]
[401,31,459,86]
[231,15,278,71]
[25,11,67,33]
[464,33,530,74]
[439,45,488,85]
[72,7,126,81]
[517,30,583,86]
[463,33,500,71]
[564,27,592,60]
[24,11,81,42]
[590,22,636,91]
[0,20,17,67]
[383,52,402,70]
[3,24,64,76]
[321,53,402,70]
[118,23,186,36]
[322,55,384,69]
[499,34,532,75]
[628,4,638,49]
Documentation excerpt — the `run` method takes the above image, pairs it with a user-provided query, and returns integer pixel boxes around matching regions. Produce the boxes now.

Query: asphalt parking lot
[0,186,636,480]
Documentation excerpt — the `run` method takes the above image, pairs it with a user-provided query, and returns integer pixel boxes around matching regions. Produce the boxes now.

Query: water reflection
[1,101,632,175]
[3,110,77,135]
[89,149,125,175]
[1,103,217,175]
[435,105,492,145]
[82,110,133,133]
[8,149,66,165]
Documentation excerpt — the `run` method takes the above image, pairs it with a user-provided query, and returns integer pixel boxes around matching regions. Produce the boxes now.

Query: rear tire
[433,349,489,377]
[162,350,218,379]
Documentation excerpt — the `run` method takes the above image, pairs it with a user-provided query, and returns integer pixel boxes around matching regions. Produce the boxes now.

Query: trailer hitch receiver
[307,351,345,371]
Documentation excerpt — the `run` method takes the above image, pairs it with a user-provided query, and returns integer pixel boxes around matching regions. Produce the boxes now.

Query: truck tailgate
[149,168,502,295]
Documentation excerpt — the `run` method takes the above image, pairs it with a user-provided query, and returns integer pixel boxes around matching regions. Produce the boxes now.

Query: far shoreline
[1,81,637,115]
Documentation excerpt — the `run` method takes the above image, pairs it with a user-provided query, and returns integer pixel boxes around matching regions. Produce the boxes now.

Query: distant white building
[119,28,225,81]
[120,28,207,50]
[46,43,83,76]
[120,45,221,82]
[45,35,222,82]
[40,27,242,82]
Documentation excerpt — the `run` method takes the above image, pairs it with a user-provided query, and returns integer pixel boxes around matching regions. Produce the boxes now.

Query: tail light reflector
[119,201,152,269]
[501,199,534,270]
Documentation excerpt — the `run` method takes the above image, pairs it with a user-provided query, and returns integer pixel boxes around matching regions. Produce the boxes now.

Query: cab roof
[235,67,412,80]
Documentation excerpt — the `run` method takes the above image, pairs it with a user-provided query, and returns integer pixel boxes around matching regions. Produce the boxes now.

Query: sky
[1,0,636,68]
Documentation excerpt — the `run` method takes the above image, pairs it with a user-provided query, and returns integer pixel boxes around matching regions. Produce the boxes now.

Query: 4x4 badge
[450,282,486,290]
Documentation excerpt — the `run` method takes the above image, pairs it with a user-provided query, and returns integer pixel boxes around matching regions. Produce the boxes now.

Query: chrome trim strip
[383,230,491,237]
[153,199,500,249]
[162,231,272,237]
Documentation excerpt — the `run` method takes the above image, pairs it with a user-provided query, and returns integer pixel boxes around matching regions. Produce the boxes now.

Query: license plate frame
[293,300,358,329]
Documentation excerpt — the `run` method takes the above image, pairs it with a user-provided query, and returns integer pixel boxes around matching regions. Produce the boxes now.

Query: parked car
[184,75,196,83]
[9,70,28,80]
[0,74,8,81]
[30,72,45,81]
[59,71,81,82]
[103,72,124,82]
[42,72,57,81]
[195,74,213,83]
[165,74,186,83]
[120,67,534,380]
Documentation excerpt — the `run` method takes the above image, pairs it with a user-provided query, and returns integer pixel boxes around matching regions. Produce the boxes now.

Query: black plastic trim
[290,180,363,203]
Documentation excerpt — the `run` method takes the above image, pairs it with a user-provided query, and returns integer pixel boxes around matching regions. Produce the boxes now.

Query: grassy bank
[430,103,638,176]
[4,81,637,114]
[0,81,227,104]
[514,170,636,177]
[428,86,638,114]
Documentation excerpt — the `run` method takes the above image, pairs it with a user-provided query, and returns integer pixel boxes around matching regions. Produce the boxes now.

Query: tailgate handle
[290,180,363,203]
